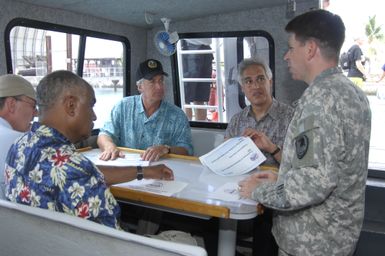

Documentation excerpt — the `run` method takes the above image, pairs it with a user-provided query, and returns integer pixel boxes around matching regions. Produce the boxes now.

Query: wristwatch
[270,146,281,156]
[136,166,144,180]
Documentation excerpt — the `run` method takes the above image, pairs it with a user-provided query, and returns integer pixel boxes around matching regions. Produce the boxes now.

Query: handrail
[179,49,215,54]
[176,39,225,122]
[117,147,200,161]
[182,78,215,82]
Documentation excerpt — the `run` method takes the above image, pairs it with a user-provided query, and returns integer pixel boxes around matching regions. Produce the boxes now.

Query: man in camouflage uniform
[239,10,371,256]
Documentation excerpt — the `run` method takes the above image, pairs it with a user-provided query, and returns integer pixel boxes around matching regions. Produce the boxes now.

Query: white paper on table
[81,148,149,166]
[199,137,266,176]
[209,182,258,206]
[113,179,188,197]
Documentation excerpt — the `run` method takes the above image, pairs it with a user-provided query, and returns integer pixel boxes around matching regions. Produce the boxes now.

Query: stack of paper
[81,148,150,166]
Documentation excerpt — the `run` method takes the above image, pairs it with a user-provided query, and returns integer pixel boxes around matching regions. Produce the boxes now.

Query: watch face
[137,166,144,180]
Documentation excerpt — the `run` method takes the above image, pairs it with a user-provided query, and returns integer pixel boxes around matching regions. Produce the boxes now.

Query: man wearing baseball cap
[0,74,37,198]
[97,59,193,162]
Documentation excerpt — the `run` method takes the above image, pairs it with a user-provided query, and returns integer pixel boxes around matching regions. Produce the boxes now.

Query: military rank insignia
[295,134,309,159]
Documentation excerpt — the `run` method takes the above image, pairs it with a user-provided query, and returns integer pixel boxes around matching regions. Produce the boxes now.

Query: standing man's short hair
[285,9,345,60]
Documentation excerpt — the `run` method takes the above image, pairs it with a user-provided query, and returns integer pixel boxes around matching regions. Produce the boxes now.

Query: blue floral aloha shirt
[4,122,121,229]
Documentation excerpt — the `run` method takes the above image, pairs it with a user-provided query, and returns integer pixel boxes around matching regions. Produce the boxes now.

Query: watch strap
[271,146,281,156]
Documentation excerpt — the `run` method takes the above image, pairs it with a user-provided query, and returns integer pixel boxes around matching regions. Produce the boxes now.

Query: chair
[0,199,207,256]
[191,128,224,157]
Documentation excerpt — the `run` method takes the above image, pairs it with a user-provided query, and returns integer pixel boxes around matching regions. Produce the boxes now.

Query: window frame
[368,169,385,179]
[171,30,275,129]
[4,18,131,97]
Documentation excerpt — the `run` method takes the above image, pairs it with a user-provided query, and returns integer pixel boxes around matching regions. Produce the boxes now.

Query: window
[5,18,129,129]
[326,2,385,176]
[83,38,124,128]
[173,31,274,128]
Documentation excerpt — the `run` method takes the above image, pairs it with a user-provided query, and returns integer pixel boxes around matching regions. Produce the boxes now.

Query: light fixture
[144,11,154,25]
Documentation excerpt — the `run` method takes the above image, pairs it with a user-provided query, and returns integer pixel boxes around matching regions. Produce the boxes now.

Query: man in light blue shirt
[98,59,193,161]
[0,74,37,199]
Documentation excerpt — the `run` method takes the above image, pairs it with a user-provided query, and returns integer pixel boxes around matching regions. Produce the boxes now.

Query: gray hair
[136,78,145,86]
[237,58,273,84]
[37,70,91,113]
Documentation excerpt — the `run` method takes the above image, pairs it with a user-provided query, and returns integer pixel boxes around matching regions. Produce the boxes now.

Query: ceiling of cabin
[16,0,291,28]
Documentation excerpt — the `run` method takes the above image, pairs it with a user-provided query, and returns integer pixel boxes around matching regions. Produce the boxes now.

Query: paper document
[113,179,188,197]
[199,137,266,176]
[210,182,258,205]
[81,148,149,167]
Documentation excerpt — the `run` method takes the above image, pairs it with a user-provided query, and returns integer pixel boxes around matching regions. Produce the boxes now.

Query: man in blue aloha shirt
[5,70,173,229]
[97,59,193,162]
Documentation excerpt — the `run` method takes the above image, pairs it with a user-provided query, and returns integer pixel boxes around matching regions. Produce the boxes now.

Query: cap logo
[148,60,157,69]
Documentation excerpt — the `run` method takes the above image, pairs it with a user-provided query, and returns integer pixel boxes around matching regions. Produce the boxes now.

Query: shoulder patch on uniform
[295,134,309,159]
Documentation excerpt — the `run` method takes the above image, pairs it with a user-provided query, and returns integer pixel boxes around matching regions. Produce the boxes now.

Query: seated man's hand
[256,204,265,215]
[99,146,125,161]
[238,171,278,199]
[144,164,174,180]
[242,128,276,153]
[141,145,169,162]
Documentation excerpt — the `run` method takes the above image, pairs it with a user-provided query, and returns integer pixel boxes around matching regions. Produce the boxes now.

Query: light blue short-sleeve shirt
[99,95,193,155]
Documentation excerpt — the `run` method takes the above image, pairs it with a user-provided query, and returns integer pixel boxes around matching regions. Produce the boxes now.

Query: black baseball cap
[136,59,168,81]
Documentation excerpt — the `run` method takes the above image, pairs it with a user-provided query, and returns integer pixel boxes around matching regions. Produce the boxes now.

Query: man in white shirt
[0,74,36,198]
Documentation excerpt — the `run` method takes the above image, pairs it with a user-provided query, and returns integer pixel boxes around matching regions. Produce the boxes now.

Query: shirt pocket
[155,132,172,145]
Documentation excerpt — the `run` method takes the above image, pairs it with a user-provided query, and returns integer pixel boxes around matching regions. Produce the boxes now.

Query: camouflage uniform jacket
[252,67,371,256]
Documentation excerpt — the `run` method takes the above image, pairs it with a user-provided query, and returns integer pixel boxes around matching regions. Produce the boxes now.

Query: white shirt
[0,117,23,199]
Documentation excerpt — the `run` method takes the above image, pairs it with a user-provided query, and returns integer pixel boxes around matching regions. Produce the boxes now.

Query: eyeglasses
[13,97,37,111]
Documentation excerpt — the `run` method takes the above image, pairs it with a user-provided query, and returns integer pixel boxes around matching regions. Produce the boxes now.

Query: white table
[82,148,277,256]
[102,149,280,256]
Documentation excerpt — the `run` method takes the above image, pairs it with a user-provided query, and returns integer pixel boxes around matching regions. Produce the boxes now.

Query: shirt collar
[138,94,145,114]
[138,94,164,116]
[311,67,342,86]
[244,98,279,121]
[31,122,72,145]
[0,117,12,129]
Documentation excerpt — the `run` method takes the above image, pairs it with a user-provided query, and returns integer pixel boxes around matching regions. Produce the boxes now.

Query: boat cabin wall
[0,0,319,107]
[148,0,319,106]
